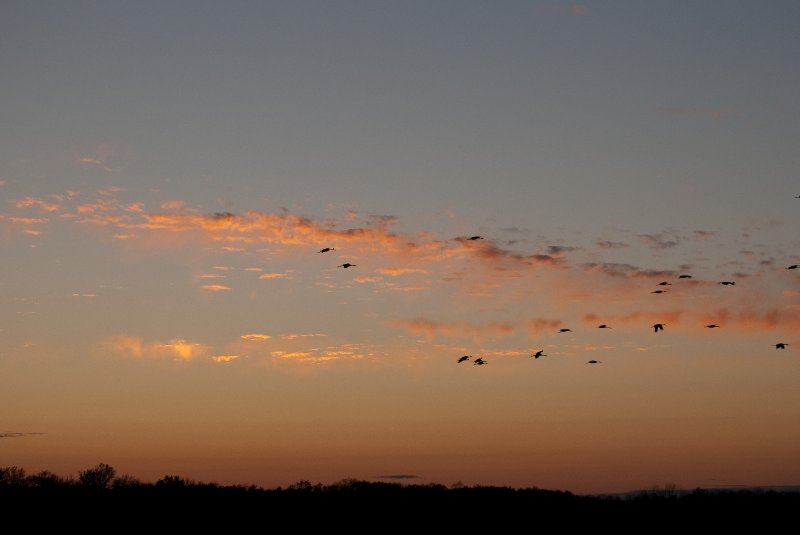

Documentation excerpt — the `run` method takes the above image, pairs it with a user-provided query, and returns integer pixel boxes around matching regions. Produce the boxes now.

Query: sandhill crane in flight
[787,265,799,270]
[473,357,487,365]
[651,290,667,294]
[457,355,470,363]
[318,247,335,253]
[467,236,484,241]
[653,323,666,332]
[531,350,546,359]
[558,328,572,333]
[657,281,672,286]
[719,281,735,286]
[338,263,357,269]
[586,360,602,364]
[678,275,693,279]
[776,343,788,349]
[597,324,612,329]
[705,324,720,329]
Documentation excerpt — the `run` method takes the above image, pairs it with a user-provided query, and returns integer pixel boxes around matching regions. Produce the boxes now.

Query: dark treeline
[2,464,798,528]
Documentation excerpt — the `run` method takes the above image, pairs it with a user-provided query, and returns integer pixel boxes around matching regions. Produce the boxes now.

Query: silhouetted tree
[112,474,142,488]
[30,470,64,488]
[0,466,27,486]
[79,463,116,489]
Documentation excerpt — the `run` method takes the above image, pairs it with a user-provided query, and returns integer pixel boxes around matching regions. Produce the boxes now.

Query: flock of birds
[317,235,796,368]
[453,263,797,366]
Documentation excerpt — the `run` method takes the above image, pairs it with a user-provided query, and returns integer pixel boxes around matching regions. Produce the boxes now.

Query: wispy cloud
[211,355,241,363]
[0,431,45,439]
[76,156,115,172]
[377,267,429,276]
[201,284,233,291]
[105,336,209,360]
[15,196,59,212]
[638,233,680,250]
[392,317,514,342]
[240,333,272,341]
[258,273,288,280]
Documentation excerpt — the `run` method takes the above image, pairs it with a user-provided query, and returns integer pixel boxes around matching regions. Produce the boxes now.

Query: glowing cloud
[201,285,233,291]
[377,267,429,276]
[240,333,272,341]
[258,273,288,280]
[211,355,241,363]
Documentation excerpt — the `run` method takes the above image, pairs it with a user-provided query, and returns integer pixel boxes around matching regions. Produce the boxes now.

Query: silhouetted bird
[719,281,735,286]
[467,236,484,241]
[338,263,356,268]
[651,290,667,294]
[657,281,672,286]
[653,323,665,332]
[531,350,546,359]
[598,324,612,329]
[776,343,788,349]
[787,265,799,270]
[457,356,470,363]
[678,275,692,279]
[318,247,335,253]
[558,328,572,333]
[473,357,487,365]
[586,360,602,364]
[705,324,720,329]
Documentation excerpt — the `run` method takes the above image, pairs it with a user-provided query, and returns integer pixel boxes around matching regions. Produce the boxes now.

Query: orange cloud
[201,284,232,291]
[15,197,59,212]
[105,336,209,360]
[76,156,114,172]
[160,200,185,210]
[9,217,49,224]
[240,333,272,341]
[525,318,563,339]
[392,318,514,341]
[377,267,429,276]
[258,273,287,280]
[211,355,241,363]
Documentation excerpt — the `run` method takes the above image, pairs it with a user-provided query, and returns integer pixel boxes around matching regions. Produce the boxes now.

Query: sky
[1,1,799,494]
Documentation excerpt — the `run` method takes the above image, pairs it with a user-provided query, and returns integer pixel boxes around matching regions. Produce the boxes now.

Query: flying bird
[651,290,667,294]
[657,281,672,286]
[467,236,484,241]
[586,360,602,364]
[457,356,470,363]
[318,247,335,253]
[776,343,788,349]
[787,265,798,270]
[473,357,487,365]
[719,281,735,286]
[597,324,612,329]
[558,328,572,333]
[338,263,357,269]
[678,274,693,279]
[653,323,666,332]
[705,324,720,329]
[531,350,546,359]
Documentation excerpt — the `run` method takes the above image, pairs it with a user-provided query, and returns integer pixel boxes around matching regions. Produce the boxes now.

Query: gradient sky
[2,1,800,493]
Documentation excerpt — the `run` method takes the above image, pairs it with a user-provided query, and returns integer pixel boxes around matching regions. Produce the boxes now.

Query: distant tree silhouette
[0,466,26,486]
[112,474,142,488]
[30,470,64,488]
[79,463,116,489]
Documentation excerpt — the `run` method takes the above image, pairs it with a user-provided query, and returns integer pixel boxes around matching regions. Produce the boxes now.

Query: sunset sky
[2,1,799,493]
